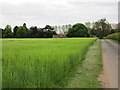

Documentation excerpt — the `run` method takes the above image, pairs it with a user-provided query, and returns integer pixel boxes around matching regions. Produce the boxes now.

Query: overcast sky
[0,0,119,28]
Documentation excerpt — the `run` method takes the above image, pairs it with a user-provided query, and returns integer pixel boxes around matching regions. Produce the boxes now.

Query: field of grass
[0,39,2,89]
[2,38,96,88]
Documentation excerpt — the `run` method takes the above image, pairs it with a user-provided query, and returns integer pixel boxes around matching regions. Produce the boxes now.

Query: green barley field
[2,38,96,88]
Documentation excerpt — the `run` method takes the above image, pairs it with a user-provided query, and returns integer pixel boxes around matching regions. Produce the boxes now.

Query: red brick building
[53,34,67,38]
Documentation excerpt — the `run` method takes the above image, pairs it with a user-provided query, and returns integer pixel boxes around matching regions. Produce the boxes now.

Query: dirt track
[101,40,119,88]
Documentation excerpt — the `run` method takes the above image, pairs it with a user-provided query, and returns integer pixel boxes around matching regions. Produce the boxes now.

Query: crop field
[2,38,96,88]
[0,39,2,89]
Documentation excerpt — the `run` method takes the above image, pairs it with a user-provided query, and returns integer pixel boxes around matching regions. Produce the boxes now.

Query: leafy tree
[13,26,18,37]
[110,29,116,34]
[58,26,62,34]
[117,23,120,32]
[90,28,96,35]
[43,25,56,38]
[16,26,27,38]
[23,23,27,29]
[68,24,72,29]
[3,25,13,38]
[0,28,3,38]
[61,24,72,34]
[92,18,111,39]
[67,23,89,37]
[44,25,54,31]
[2,29,5,38]
[62,25,66,33]
[23,23,29,37]
[37,28,44,38]
[85,22,92,35]
[53,26,58,33]
[28,26,38,38]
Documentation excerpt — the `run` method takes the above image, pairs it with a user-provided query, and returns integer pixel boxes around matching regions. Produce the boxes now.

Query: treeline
[1,18,119,39]
[2,24,57,38]
[85,18,119,39]
[53,24,72,34]
[67,18,119,39]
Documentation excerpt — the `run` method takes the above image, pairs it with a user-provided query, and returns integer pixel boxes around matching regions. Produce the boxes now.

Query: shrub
[104,33,120,42]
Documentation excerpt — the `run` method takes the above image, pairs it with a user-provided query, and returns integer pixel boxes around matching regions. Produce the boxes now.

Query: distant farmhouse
[90,35,96,37]
[53,33,67,38]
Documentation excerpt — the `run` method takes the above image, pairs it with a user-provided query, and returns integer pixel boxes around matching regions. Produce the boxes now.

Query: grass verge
[109,39,120,44]
[66,40,102,88]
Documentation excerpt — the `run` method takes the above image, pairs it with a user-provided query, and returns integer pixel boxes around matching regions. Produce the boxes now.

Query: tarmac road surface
[101,40,119,88]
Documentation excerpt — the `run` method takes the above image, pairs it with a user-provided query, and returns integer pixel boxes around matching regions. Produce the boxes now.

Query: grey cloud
[67,1,117,7]
[0,1,118,28]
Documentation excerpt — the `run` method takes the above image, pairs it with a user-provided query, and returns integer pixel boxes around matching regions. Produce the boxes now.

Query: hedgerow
[104,33,120,42]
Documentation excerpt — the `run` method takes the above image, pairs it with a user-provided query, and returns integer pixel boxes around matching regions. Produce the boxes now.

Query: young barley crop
[2,38,96,88]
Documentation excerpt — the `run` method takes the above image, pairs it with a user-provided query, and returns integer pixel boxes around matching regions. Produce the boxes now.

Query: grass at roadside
[66,40,102,88]
[104,33,120,42]
[109,39,120,44]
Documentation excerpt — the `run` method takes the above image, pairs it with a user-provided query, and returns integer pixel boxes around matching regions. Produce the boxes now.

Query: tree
[13,26,18,37]
[44,25,54,31]
[117,23,120,32]
[43,25,56,38]
[23,23,27,29]
[0,28,3,38]
[62,25,65,34]
[3,25,13,38]
[28,26,38,38]
[85,22,91,35]
[110,29,116,34]
[61,24,72,34]
[67,23,89,37]
[58,26,62,34]
[53,26,58,34]
[92,18,111,39]
[37,28,44,38]
[68,24,72,29]
[23,23,29,37]
[16,26,27,38]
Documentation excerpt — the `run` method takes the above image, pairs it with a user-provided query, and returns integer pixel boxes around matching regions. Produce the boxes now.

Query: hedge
[104,33,120,42]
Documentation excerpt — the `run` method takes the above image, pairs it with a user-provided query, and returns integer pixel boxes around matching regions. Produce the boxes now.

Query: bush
[104,33,120,42]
